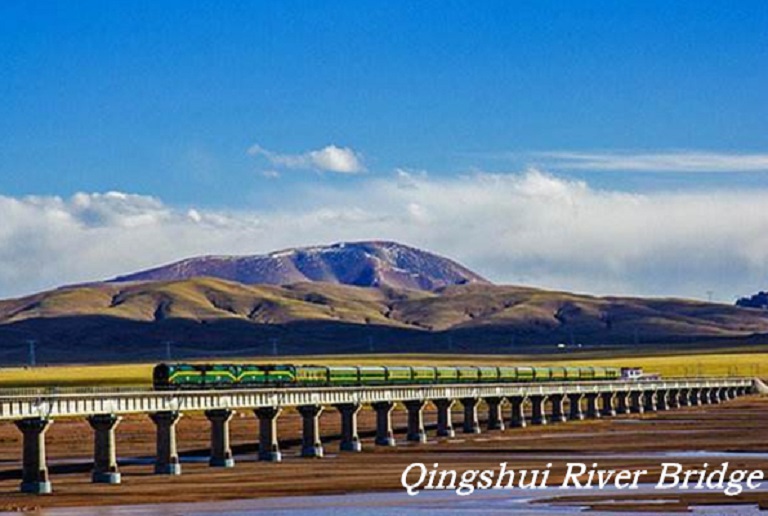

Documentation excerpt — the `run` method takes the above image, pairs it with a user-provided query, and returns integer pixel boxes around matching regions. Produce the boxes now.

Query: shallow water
[30,483,768,516]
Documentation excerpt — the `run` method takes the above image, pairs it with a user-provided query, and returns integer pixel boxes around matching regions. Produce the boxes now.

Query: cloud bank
[248,143,365,174]
[1,169,767,301]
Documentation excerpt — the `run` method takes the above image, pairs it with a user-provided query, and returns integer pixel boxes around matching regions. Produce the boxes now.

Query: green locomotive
[152,363,622,390]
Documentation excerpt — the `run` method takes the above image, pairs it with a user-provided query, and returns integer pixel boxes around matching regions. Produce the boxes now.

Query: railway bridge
[0,377,755,494]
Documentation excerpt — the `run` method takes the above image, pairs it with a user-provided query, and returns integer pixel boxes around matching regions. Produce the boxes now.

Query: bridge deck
[0,377,752,421]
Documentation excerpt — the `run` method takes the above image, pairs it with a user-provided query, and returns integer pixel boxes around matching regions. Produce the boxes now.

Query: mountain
[111,241,490,291]
[2,278,768,363]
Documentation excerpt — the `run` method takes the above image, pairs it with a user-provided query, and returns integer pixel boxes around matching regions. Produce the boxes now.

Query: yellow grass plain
[0,348,766,388]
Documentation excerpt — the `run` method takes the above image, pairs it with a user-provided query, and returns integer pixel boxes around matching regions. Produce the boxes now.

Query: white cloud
[248,143,365,174]
[1,170,768,302]
[534,150,768,172]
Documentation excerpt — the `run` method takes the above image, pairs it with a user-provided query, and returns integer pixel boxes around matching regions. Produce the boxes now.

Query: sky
[1,1,767,300]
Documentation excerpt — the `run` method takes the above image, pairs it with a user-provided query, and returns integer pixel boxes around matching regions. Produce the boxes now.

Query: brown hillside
[1,278,768,362]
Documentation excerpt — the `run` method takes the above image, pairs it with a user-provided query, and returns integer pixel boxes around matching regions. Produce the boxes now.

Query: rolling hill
[1,277,768,363]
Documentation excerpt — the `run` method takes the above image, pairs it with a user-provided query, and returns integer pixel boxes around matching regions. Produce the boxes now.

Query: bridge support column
[433,399,455,437]
[585,393,600,419]
[485,397,505,430]
[15,418,52,494]
[567,393,584,420]
[549,394,567,423]
[150,411,182,475]
[678,389,691,407]
[718,387,729,402]
[729,387,739,398]
[656,390,669,411]
[298,405,324,457]
[335,403,362,452]
[709,388,721,404]
[600,392,616,417]
[404,400,427,443]
[615,391,630,415]
[643,391,657,412]
[690,388,703,406]
[88,414,122,483]
[460,397,481,434]
[205,409,235,467]
[530,395,548,425]
[255,407,282,462]
[699,387,710,404]
[668,389,681,409]
[372,401,396,446]
[509,396,527,428]
[629,391,644,414]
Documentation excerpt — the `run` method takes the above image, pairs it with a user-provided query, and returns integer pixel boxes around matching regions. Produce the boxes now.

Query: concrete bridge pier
[668,389,681,409]
[15,418,53,494]
[615,391,631,415]
[718,387,729,402]
[629,391,644,414]
[433,399,455,437]
[404,400,427,443]
[529,395,548,425]
[678,388,691,407]
[690,388,703,405]
[509,396,527,428]
[298,405,324,457]
[335,403,362,451]
[549,394,567,423]
[643,391,657,412]
[205,409,235,467]
[150,411,182,475]
[485,397,506,430]
[709,388,722,404]
[600,392,616,417]
[88,414,122,483]
[656,390,669,411]
[255,407,282,462]
[372,401,396,446]
[699,387,711,404]
[585,393,601,419]
[461,397,481,434]
[568,393,585,420]
[729,387,739,398]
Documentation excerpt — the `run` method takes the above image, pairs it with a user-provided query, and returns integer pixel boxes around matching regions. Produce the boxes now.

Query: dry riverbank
[0,396,766,512]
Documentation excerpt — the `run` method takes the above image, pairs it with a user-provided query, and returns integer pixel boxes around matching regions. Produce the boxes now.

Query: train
[152,363,631,390]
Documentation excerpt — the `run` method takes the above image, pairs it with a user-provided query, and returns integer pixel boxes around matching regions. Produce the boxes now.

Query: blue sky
[1,1,767,298]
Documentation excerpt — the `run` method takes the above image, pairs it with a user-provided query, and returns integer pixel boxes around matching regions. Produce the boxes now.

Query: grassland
[1,348,766,388]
